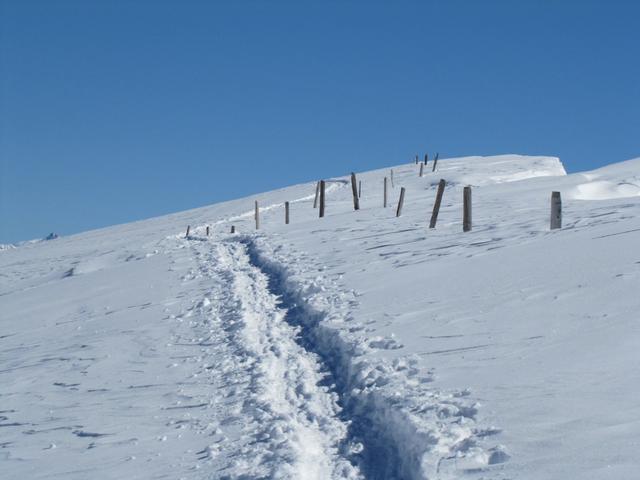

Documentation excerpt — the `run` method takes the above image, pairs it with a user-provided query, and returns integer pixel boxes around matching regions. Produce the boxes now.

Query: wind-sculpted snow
[2,154,640,479]
[567,157,640,200]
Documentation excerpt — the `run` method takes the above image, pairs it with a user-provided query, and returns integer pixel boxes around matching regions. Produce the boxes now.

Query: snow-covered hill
[2,154,640,479]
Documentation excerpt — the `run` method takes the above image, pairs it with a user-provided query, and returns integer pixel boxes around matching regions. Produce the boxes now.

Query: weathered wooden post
[432,152,439,172]
[550,191,562,230]
[396,187,406,217]
[313,181,320,208]
[358,180,362,198]
[319,180,326,218]
[383,176,388,208]
[419,163,424,177]
[390,169,395,188]
[185,225,191,238]
[415,154,419,164]
[424,153,428,166]
[429,179,446,228]
[230,225,236,234]
[206,226,210,236]
[350,173,360,210]
[463,186,472,232]
[285,201,290,225]
[255,201,260,230]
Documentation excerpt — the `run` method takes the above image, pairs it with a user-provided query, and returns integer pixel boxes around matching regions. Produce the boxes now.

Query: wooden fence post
[396,187,406,217]
[419,163,424,177]
[185,225,190,238]
[206,226,210,236]
[313,181,320,208]
[550,191,562,229]
[463,186,472,232]
[230,225,235,234]
[429,179,446,228]
[285,201,290,225]
[255,201,260,230]
[432,152,439,172]
[350,173,360,210]
[319,180,326,218]
[424,153,428,166]
[358,180,362,198]
[383,176,388,208]
[391,169,395,188]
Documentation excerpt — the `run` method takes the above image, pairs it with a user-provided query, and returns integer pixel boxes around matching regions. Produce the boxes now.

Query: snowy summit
[2,154,640,479]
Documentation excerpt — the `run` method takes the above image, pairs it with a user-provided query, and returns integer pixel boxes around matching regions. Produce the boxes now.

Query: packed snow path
[183,236,493,479]
[181,235,504,480]
[187,238,362,479]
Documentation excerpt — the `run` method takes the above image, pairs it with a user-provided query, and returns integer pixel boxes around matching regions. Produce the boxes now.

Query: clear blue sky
[1,0,638,243]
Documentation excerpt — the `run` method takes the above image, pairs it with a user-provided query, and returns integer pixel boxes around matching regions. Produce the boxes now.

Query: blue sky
[1,0,638,243]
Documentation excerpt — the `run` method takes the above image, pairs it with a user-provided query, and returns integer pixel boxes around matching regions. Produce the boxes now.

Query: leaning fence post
[391,169,395,188]
[429,179,446,228]
[319,180,326,218]
[206,226,210,236]
[313,181,320,208]
[396,187,406,217]
[285,201,290,225]
[432,152,439,172]
[350,173,360,210]
[463,186,472,232]
[255,201,260,230]
[419,163,424,177]
[185,225,190,238]
[383,176,388,208]
[358,180,362,198]
[550,191,562,229]
[230,225,236,234]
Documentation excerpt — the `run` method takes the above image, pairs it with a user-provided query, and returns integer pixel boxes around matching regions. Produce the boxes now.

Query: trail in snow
[239,236,507,480]
[239,237,407,479]
[184,235,497,480]
[186,238,362,479]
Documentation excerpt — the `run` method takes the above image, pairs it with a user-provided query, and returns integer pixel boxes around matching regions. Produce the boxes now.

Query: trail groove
[192,239,363,479]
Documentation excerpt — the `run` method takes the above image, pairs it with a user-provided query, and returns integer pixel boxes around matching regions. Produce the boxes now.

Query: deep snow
[2,154,640,479]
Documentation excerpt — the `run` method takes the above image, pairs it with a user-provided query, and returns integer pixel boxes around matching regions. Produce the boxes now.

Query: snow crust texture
[2,154,640,479]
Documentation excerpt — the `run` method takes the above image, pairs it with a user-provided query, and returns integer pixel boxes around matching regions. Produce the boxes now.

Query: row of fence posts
[188,224,235,235]
[185,158,563,237]
[416,152,439,172]
[240,180,557,232]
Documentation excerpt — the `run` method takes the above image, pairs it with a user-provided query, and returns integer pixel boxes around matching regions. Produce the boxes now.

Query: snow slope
[2,154,640,479]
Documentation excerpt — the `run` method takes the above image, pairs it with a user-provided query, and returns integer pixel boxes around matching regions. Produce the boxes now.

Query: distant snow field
[2,154,640,479]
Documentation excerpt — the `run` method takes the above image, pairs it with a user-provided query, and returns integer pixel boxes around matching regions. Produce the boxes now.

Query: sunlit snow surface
[2,154,640,479]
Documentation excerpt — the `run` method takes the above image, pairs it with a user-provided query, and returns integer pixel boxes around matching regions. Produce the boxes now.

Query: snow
[2,154,640,479]
[568,158,640,200]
